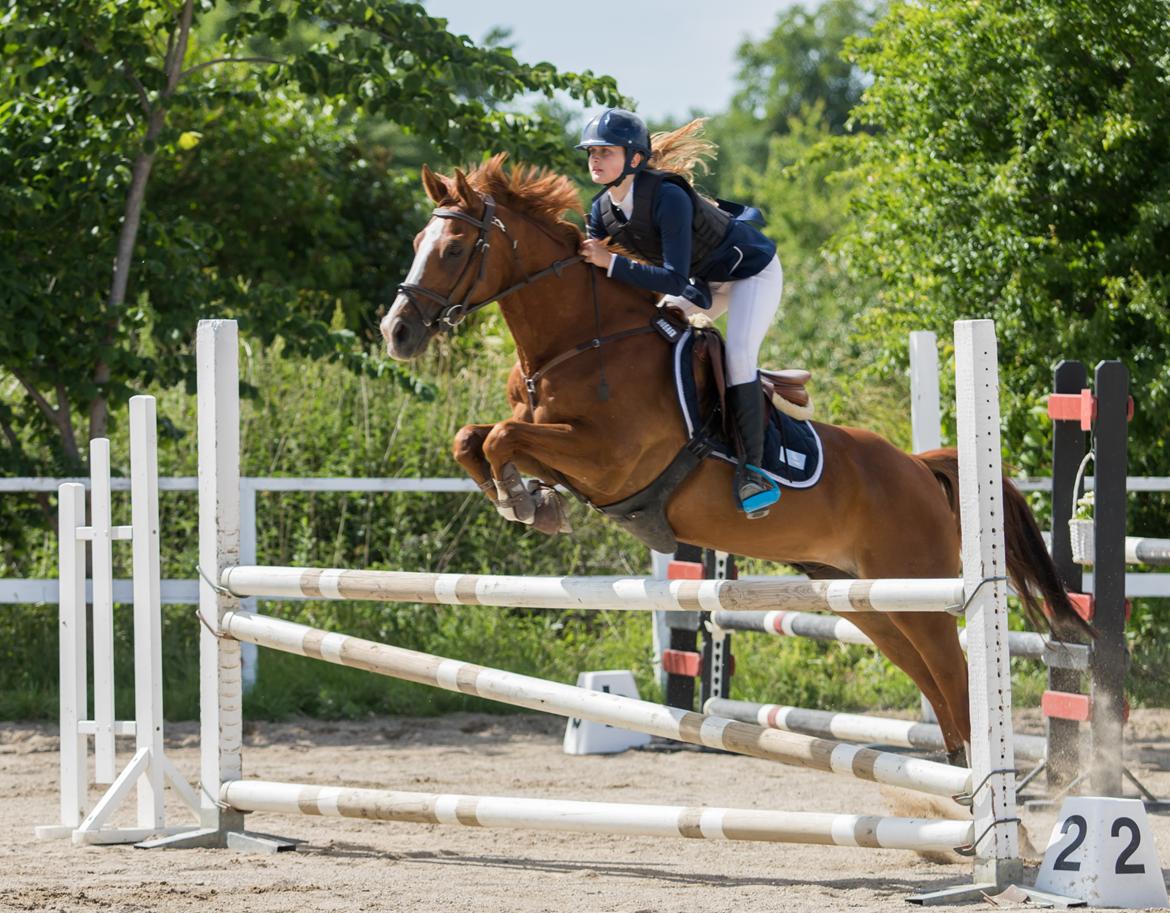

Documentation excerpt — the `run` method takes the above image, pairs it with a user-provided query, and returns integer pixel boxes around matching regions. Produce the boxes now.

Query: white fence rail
[2,477,476,604]
[2,474,1168,604]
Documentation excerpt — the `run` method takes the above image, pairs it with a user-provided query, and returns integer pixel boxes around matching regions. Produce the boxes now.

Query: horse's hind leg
[848,614,969,762]
[793,564,968,760]
[854,554,971,761]
[889,614,970,756]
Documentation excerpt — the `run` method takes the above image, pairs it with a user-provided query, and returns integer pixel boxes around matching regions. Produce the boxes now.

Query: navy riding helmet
[577,108,651,187]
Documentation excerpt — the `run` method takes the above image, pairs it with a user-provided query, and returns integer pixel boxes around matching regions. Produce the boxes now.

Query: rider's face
[587,145,626,185]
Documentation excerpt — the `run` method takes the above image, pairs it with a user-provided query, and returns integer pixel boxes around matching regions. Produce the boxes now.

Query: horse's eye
[443,244,464,260]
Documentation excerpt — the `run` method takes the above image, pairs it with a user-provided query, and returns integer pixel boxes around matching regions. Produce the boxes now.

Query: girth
[588,408,721,553]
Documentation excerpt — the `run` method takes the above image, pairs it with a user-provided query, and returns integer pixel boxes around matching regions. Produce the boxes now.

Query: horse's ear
[421,164,448,204]
[453,168,479,212]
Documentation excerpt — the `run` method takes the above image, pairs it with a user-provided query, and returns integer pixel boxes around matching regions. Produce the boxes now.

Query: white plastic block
[563,671,653,755]
[1034,797,1169,908]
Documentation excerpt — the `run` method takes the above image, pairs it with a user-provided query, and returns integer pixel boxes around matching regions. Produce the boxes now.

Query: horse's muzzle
[381,295,427,360]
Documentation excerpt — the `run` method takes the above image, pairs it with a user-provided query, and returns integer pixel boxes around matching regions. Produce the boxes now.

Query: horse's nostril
[392,320,411,348]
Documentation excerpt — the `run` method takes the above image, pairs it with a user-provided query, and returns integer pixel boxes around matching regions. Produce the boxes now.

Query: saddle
[583,308,820,553]
[680,309,815,424]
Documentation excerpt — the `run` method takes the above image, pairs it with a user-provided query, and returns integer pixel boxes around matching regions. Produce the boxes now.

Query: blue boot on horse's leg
[726,381,780,519]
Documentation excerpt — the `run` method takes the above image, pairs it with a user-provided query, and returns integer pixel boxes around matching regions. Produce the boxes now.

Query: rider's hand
[580,238,614,270]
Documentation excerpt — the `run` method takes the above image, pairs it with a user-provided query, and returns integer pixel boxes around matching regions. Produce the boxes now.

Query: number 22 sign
[1035,797,1168,908]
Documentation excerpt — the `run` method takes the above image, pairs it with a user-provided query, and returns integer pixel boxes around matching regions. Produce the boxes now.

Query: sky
[422,0,793,123]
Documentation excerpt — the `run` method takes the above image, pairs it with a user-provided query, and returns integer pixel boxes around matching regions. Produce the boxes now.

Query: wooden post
[199,319,245,835]
[89,438,116,784]
[57,483,88,829]
[664,543,701,710]
[1047,360,1087,789]
[1090,361,1128,796]
[909,330,942,725]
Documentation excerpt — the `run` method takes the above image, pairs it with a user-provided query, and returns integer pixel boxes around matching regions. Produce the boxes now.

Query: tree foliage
[836,0,1170,478]
[0,0,623,475]
[707,0,879,195]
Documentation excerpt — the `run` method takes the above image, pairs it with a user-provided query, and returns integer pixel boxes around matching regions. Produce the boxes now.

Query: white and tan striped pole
[704,699,1047,763]
[711,609,1050,660]
[223,780,974,852]
[1125,536,1170,566]
[221,609,972,798]
[220,566,966,615]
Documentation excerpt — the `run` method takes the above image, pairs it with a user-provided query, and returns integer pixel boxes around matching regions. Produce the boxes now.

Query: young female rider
[577,108,784,518]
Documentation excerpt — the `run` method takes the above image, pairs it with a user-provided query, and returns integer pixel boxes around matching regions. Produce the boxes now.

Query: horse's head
[381,165,514,360]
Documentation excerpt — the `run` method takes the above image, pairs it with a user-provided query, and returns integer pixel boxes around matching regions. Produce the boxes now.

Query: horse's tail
[916,448,1092,638]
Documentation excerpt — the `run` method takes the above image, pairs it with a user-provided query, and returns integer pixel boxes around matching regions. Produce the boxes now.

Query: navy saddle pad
[672,328,824,488]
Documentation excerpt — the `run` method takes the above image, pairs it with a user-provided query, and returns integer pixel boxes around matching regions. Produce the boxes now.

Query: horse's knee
[453,424,487,463]
[483,421,521,463]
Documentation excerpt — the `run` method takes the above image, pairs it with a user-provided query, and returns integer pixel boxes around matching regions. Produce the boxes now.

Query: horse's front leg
[452,422,500,503]
[455,422,564,530]
[483,418,616,535]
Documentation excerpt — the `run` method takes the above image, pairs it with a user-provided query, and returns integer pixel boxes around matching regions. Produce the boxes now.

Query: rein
[397,191,658,408]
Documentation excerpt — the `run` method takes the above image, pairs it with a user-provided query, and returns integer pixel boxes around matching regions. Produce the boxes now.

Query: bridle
[396,193,582,330]
[396,190,659,410]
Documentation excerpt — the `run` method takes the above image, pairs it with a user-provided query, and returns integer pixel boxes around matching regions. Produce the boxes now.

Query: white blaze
[392,219,445,314]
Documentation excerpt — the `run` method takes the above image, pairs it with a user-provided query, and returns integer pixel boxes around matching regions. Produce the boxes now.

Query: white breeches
[662,254,783,386]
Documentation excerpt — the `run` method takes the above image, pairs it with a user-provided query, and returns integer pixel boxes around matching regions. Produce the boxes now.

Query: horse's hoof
[946,746,969,768]
[529,482,571,536]
[494,463,535,524]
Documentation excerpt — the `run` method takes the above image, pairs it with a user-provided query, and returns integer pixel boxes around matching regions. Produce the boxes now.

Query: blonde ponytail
[647,118,718,183]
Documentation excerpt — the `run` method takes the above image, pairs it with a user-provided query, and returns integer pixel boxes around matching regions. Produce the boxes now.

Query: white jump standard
[151,318,1022,896]
[37,396,202,846]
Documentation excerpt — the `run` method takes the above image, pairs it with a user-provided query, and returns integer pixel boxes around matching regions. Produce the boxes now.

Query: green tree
[836,0,1170,479]
[729,107,886,431]
[0,0,622,473]
[707,0,880,195]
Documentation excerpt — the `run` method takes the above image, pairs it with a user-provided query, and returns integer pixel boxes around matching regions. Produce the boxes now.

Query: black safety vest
[597,169,733,274]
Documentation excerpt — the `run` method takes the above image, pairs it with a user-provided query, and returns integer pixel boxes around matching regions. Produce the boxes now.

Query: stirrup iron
[737,463,779,518]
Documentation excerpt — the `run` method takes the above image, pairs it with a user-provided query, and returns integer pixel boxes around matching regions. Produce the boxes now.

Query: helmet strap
[604,148,646,189]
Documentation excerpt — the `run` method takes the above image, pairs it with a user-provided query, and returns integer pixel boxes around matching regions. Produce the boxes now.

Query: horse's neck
[500,239,652,373]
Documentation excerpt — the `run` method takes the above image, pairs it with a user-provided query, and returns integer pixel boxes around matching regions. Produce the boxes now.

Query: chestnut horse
[380,155,1083,764]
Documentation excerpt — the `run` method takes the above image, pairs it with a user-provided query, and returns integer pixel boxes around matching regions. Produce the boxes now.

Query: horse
[380,154,1086,765]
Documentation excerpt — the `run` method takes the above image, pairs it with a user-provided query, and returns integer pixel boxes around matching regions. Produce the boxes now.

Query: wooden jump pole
[219,565,966,614]
[220,608,973,798]
[710,608,1053,659]
[704,699,1047,763]
[1124,536,1170,566]
[222,780,975,852]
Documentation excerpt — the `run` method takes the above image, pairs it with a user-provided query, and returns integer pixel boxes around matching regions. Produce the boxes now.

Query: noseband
[396,193,581,330]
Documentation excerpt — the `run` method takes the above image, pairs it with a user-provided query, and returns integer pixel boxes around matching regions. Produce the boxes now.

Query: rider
[577,108,784,519]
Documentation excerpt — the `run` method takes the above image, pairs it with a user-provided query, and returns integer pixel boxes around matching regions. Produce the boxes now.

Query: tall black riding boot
[725,381,780,518]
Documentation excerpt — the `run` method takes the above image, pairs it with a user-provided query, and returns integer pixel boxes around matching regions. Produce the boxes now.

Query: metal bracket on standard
[907,883,1085,907]
[137,827,299,853]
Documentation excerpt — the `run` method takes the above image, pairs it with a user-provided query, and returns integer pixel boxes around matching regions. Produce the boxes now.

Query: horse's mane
[445,122,717,258]
[462,153,583,248]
